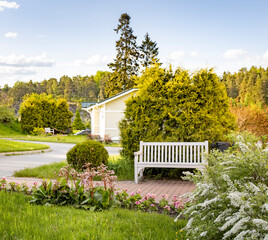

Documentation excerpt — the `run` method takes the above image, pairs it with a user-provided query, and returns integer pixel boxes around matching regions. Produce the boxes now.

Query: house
[82,88,138,142]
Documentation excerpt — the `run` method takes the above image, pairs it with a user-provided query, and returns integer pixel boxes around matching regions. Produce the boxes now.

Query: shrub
[230,104,268,137]
[20,93,73,133]
[120,66,236,159]
[0,105,15,124]
[72,109,85,130]
[178,135,268,240]
[87,134,103,143]
[67,140,108,170]
[31,127,45,136]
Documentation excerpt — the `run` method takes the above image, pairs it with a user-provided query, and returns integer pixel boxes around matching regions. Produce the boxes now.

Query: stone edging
[0,148,51,156]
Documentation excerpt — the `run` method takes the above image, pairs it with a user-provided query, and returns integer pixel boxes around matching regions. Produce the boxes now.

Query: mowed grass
[0,123,120,146]
[14,155,134,180]
[0,139,49,153]
[0,191,187,240]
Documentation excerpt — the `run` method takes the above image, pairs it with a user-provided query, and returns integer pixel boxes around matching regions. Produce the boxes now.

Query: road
[0,141,121,177]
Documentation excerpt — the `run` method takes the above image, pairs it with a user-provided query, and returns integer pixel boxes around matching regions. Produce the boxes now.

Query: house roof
[83,88,138,111]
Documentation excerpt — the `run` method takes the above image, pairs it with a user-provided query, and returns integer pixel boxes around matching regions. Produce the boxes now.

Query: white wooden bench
[134,141,209,183]
[44,127,54,135]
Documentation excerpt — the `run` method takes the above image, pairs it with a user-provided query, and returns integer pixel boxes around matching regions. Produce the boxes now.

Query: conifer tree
[20,93,73,133]
[106,13,139,97]
[72,109,85,130]
[139,33,160,68]
[120,65,236,158]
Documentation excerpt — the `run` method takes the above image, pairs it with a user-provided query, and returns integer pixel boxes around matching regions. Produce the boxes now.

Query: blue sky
[1,0,268,86]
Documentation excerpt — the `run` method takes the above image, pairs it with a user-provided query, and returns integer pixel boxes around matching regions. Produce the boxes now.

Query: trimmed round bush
[67,140,108,170]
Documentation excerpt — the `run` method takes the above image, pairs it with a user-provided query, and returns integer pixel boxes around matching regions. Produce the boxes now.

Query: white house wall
[104,93,135,140]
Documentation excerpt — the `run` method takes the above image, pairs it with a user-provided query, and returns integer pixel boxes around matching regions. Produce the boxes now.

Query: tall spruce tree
[106,13,139,97]
[139,33,160,68]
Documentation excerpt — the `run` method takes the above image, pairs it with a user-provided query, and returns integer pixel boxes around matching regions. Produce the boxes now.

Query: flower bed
[0,163,189,216]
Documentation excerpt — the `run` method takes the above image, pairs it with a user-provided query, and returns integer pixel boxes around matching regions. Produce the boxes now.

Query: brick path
[5,177,195,202]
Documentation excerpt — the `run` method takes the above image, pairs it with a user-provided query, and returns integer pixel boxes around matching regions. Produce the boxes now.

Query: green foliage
[72,109,85,130]
[139,32,160,68]
[30,164,117,211]
[179,135,268,239]
[55,98,73,131]
[120,65,236,158]
[0,105,15,123]
[94,71,112,100]
[67,140,108,170]
[31,127,45,136]
[20,93,73,133]
[106,13,139,97]
[221,66,268,106]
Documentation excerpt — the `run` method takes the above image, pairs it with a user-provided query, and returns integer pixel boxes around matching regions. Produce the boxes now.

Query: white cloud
[0,1,19,11]
[167,51,185,61]
[0,66,36,75]
[190,51,198,58]
[0,53,55,67]
[4,32,18,38]
[223,49,247,59]
[74,54,111,66]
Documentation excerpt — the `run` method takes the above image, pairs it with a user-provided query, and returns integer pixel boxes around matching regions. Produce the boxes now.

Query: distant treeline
[0,66,267,110]
[0,71,111,109]
[221,66,268,106]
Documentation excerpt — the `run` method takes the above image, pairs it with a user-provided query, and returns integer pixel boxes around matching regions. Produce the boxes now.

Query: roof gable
[83,88,138,110]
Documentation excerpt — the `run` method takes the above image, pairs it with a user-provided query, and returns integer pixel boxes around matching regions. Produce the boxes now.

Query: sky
[1,0,268,87]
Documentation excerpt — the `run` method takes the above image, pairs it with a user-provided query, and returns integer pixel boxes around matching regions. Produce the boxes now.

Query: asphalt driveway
[0,141,121,177]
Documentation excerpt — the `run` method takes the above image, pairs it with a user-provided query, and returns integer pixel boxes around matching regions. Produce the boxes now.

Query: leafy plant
[0,105,15,124]
[177,134,268,240]
[30,163,117,210]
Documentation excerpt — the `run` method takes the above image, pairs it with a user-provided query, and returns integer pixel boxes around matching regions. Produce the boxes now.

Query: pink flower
[150,204,155,207]
[124,188,128,192]
[15,183,19,186]
[131,192,134,196]
[162,194,168,199]
[172,195,178,202]
[2,177,6,181]
[33,182,38,186]
[137,189,141,194]
[163,205,171,211]
[151,194,156,199]
[135,201,141,205]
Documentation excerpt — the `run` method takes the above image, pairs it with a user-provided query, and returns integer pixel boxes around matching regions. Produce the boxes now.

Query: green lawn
[0,139,49,153]
[14,155,134,180]
[0,123,120,146]
[0,191,186,240]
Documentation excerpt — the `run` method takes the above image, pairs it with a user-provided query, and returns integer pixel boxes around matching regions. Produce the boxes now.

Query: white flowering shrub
[179,135,268,240]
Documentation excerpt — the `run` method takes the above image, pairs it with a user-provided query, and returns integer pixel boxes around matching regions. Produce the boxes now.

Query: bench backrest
[138,141,209,164]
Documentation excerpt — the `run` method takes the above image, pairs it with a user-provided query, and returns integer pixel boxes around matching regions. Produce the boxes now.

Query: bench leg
[134,159,138,184]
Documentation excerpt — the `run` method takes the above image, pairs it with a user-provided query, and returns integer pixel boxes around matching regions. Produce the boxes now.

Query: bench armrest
[134,151,142,156]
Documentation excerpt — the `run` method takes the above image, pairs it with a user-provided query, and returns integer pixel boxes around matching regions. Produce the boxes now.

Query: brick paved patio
[6,177,195,202]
